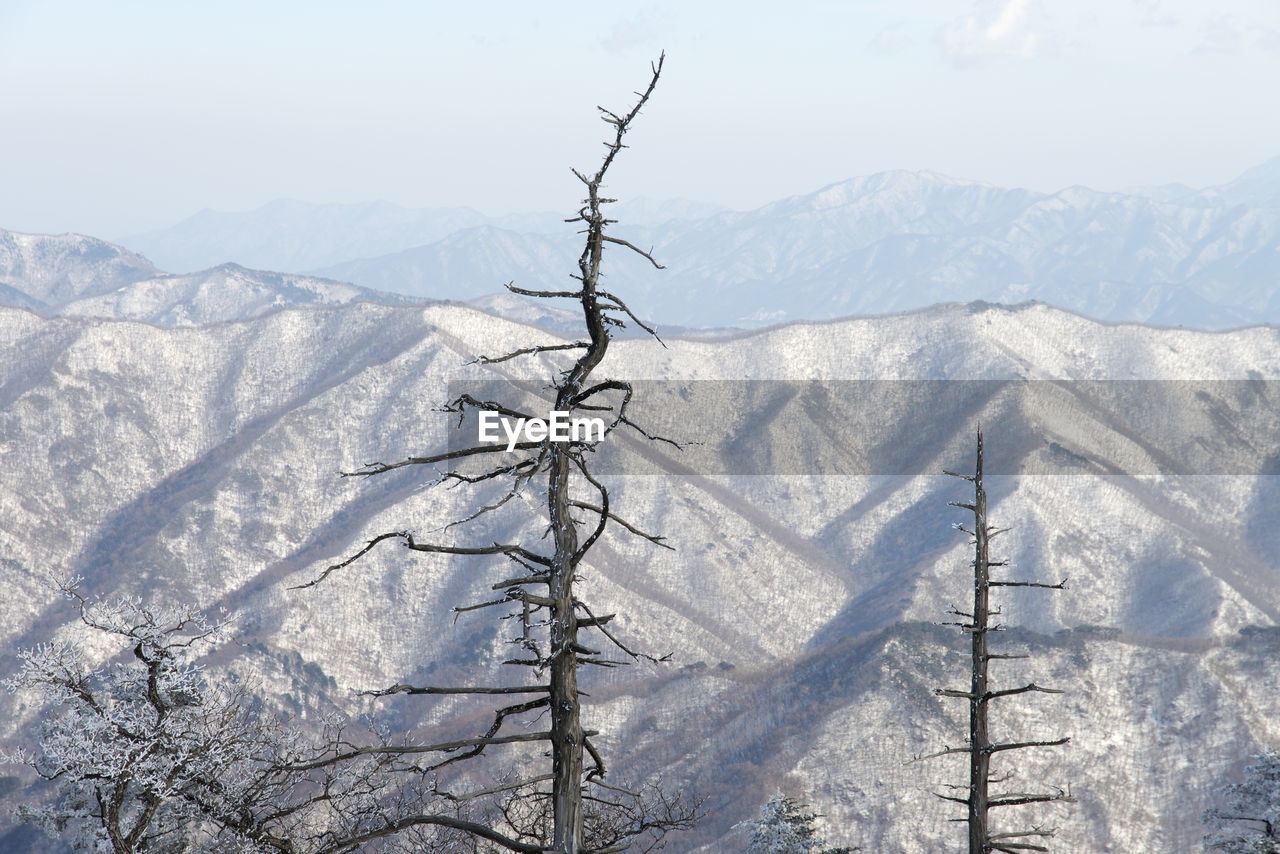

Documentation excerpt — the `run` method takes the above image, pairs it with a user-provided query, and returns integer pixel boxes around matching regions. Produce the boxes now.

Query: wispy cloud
[939,0,1040,65]
[601,8,666,53]
[867,22,912,55]
[1193,15,1280,56]
[1132,0,1178,29]
[1256,24,1280,54]
[1193,15,1244,54]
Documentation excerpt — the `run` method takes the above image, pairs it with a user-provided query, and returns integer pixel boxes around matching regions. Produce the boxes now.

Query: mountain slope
[0,228,421,326]
[0,228,160,309]
[1,300,1277,851]
[60,262,420,326]
[1202,155,1280,208]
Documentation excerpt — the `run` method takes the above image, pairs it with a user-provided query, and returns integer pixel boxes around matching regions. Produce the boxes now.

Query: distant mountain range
[97,158,1280,330]
[115,197,729,277]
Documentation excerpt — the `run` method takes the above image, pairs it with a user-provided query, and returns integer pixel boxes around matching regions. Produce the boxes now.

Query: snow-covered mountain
[0,228,420,326]
[316,224,584,303]
[116,199,505,275]
[1,299,1277,852]
[58,263,422,326]
[310,167,1280,330]
[105,160,1280,331]
[0,229,160,310]
[1200,155,1280,209]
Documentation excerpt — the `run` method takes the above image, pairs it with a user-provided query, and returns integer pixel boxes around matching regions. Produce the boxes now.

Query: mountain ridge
[8,159,1279,332]
[0,228,423,326]
[289,162,1280,330]
[1,299,1278,851]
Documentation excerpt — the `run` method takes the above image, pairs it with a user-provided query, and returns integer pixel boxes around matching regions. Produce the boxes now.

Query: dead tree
[294,54,697,854]
[925,430,1073,853]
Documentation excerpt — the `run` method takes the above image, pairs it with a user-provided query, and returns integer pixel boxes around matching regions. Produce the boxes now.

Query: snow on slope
[60,262,418,326]
[1,300,1278,852]
[0,228,420,326]
[0,228,159,309]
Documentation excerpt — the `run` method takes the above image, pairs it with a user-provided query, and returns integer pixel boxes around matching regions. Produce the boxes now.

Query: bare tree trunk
[969,433,991,854]
[546,109,621,851]
[549,445,583,853]
[926,429,1074,854]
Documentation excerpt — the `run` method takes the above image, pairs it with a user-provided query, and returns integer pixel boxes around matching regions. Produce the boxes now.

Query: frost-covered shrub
[1,578,296,853]
[739,792,857,854]
[1204,749,1280,854]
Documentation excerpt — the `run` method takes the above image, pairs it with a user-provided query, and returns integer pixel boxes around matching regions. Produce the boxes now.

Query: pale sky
[2,0,1278,238]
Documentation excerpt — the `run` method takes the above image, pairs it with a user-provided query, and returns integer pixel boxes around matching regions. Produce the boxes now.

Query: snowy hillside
[1,300,1277,851]
[0,229,420,326]
[0,229,159,310]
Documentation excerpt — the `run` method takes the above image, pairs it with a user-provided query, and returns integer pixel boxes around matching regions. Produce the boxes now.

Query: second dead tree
[928,430,1074,854]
